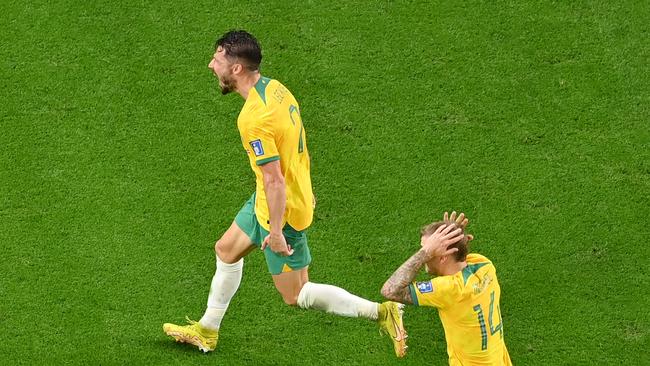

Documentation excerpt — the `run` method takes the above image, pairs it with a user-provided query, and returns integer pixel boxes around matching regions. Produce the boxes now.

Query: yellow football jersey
[409,254,512,366]
[237,76,313,231]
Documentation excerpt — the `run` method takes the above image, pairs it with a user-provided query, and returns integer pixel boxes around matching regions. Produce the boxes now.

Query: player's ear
[232,63,243,75]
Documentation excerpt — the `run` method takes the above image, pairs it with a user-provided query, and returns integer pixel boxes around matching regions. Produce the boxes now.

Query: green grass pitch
[1,0,648,364]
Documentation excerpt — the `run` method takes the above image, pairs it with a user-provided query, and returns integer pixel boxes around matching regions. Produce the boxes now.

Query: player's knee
[278,285,301,306]
[215,240,235,263]
[281,293,299,306]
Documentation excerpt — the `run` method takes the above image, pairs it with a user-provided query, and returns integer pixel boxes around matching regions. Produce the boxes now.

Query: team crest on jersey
[250,139,264,157]
[472,274,493,294]
[416,281,433,293]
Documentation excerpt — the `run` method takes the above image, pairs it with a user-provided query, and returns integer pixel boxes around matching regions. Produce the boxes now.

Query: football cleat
[163,317,218,353]
[378,301,408,357]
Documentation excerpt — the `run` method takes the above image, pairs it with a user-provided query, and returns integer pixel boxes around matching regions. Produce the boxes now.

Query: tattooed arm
[381,223,464,304]
[381,249,430,304]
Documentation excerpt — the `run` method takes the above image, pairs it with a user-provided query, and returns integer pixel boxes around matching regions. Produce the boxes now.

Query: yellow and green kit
[235,76,313,275]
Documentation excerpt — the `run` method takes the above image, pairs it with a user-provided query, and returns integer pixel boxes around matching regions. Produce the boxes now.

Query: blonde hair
[420,221,470,261]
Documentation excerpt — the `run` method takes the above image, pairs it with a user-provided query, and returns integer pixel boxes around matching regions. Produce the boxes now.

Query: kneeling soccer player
[381,212,512,365]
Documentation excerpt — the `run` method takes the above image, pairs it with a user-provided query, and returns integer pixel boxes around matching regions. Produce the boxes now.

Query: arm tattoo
[382,249,430,304]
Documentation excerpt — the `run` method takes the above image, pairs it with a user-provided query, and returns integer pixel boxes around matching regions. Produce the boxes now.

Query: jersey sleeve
[242,118,280,166]
[409,276,460,309]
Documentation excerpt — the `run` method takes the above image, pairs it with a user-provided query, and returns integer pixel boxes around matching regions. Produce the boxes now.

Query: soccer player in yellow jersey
[163,30,407,357]
[382,212,512,365]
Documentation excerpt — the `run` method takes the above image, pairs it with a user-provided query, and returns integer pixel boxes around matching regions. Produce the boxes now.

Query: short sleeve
[242,121,280,166]
[409,276,460,309]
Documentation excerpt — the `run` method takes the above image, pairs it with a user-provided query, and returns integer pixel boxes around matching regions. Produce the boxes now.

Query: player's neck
[236,72,261,100]
[441,261,467,276]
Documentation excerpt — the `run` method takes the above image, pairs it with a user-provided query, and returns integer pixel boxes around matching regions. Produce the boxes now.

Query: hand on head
[422,223,464,259]
[443,211,474,242]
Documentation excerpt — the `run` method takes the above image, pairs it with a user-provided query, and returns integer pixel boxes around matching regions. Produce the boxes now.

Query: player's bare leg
[163,221,254,352]
[273,268,379,316]
[271,267,309,305]
[272,268,407,357]
[200,221,255,328]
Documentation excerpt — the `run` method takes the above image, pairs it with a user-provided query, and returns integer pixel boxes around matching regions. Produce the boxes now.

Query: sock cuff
[216,256,243,272]
[297,281,315,309]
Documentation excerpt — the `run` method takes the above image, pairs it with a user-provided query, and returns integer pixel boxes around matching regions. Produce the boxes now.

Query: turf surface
[1,0,648,364]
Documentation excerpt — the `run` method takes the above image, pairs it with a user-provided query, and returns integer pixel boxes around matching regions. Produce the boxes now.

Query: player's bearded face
[218,68,236,95]
[209,47,236,95]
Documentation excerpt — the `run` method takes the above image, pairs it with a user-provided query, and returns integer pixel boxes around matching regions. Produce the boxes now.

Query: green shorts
[234,193,311,275]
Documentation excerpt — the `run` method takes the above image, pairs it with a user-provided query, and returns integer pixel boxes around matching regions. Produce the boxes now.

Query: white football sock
[199,256,243,331]
[297,281,379,320]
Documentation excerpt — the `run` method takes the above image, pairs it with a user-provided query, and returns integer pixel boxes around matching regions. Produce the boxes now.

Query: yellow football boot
[163,317,218,353]
[378,301,408,357]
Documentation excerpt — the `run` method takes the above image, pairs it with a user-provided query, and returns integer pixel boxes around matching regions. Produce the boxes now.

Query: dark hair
[215,30,262,71]
[420,221,470,262]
